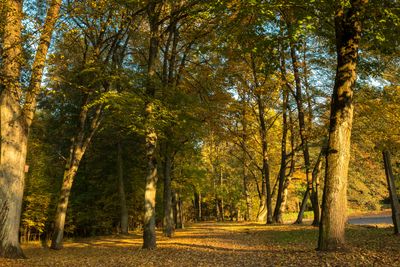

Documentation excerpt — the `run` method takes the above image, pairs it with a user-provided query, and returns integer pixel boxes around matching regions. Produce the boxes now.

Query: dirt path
[348,215,393,225]
[1,222,400,266]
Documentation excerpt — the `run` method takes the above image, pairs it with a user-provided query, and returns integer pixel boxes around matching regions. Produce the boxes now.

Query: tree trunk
[0,0,61,259]
[0,94,28,259]
[0,0,25,258]
[142,0,161,250]
[117,142,128,235]
[243,165,251,221]
[23,0,62,127]
[219,199,225,221]
[294,189,310,224]
[283,10,316,224]
[241,94,251,221]
[278,111,297,221]
[318,0,367,251]
[162,143,174,237]
[256,194,268,222]
[142,126,158,248]
[174,192,183,229]
[311,147,324,226]
[250,53,273,224]
[382,151,400,234]
[279,176,292,218]
[50,146,84,249]
[179,197,184,229]
[274,41,289,223]
[51,94,102,250]
[288,38,314,225]
[219,168,225,222]
[198,192,202,221]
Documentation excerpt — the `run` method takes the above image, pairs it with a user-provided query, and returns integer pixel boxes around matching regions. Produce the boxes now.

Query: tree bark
[51,97,102,250]
[279,111,297,220]
[288,39,313,225]
[382,151,400,234]
[240,92,251,221]
[273,88,288,223]
[0,93,27,259]
[142,0,162,250]
[295,189,310,224]
[23,0,62,127]
[274,39,289,224]
[311,147,324,226]
[174,192,183,229]
[318,0,367,251]
[0,0,25,258]
[283,11,315,224]
[50,150,82,250]
[250,54,273,224]
[162,143,174,237]
[0,0,61,259]
[117,141,128,235]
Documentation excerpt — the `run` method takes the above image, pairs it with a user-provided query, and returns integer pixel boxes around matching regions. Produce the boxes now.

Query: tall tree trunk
[251,54,273,224]
[241,93,251,221]
[283,12,314,224]
[142,0,162,249]
[318,0,367,251]
[50,148,83,250]
[302,40,320,226]
[0,0,25,258]
[274,40,289,224]
[0,93,27,259]
[117,141,128,234]
[260,103,273,225]
[162,143,174,237]
[279,111,297,220]
[23,0,62,127]
[51,98,102,250]
[289,40,313,224]
[0,0,61,259]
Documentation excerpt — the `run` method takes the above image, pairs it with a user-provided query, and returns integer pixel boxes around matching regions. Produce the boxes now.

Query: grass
[282,211,314,222]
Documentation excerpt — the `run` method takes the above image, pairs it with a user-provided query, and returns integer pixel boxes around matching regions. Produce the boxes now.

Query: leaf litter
[1,222,400,266]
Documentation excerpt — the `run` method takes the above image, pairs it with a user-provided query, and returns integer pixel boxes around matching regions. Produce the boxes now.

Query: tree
[142,0,163,249]
[0,0,61,258]
[49,0,131,249]
[318,0,368,251]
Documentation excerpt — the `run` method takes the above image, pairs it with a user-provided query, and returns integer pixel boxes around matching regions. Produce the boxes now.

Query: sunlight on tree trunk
[318,0,367,251]
[0,0,61,258]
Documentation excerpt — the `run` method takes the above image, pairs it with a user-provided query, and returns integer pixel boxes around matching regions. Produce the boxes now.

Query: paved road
[348,215,393,225]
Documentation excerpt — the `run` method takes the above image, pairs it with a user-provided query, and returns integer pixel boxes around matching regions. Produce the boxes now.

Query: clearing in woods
[1,222,400,266]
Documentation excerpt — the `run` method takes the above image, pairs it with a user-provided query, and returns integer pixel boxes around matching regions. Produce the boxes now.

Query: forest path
[348,215,393,225]
[1,221,400,266]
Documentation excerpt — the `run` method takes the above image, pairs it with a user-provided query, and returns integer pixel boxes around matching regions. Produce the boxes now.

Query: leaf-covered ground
[1,222,400,266]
